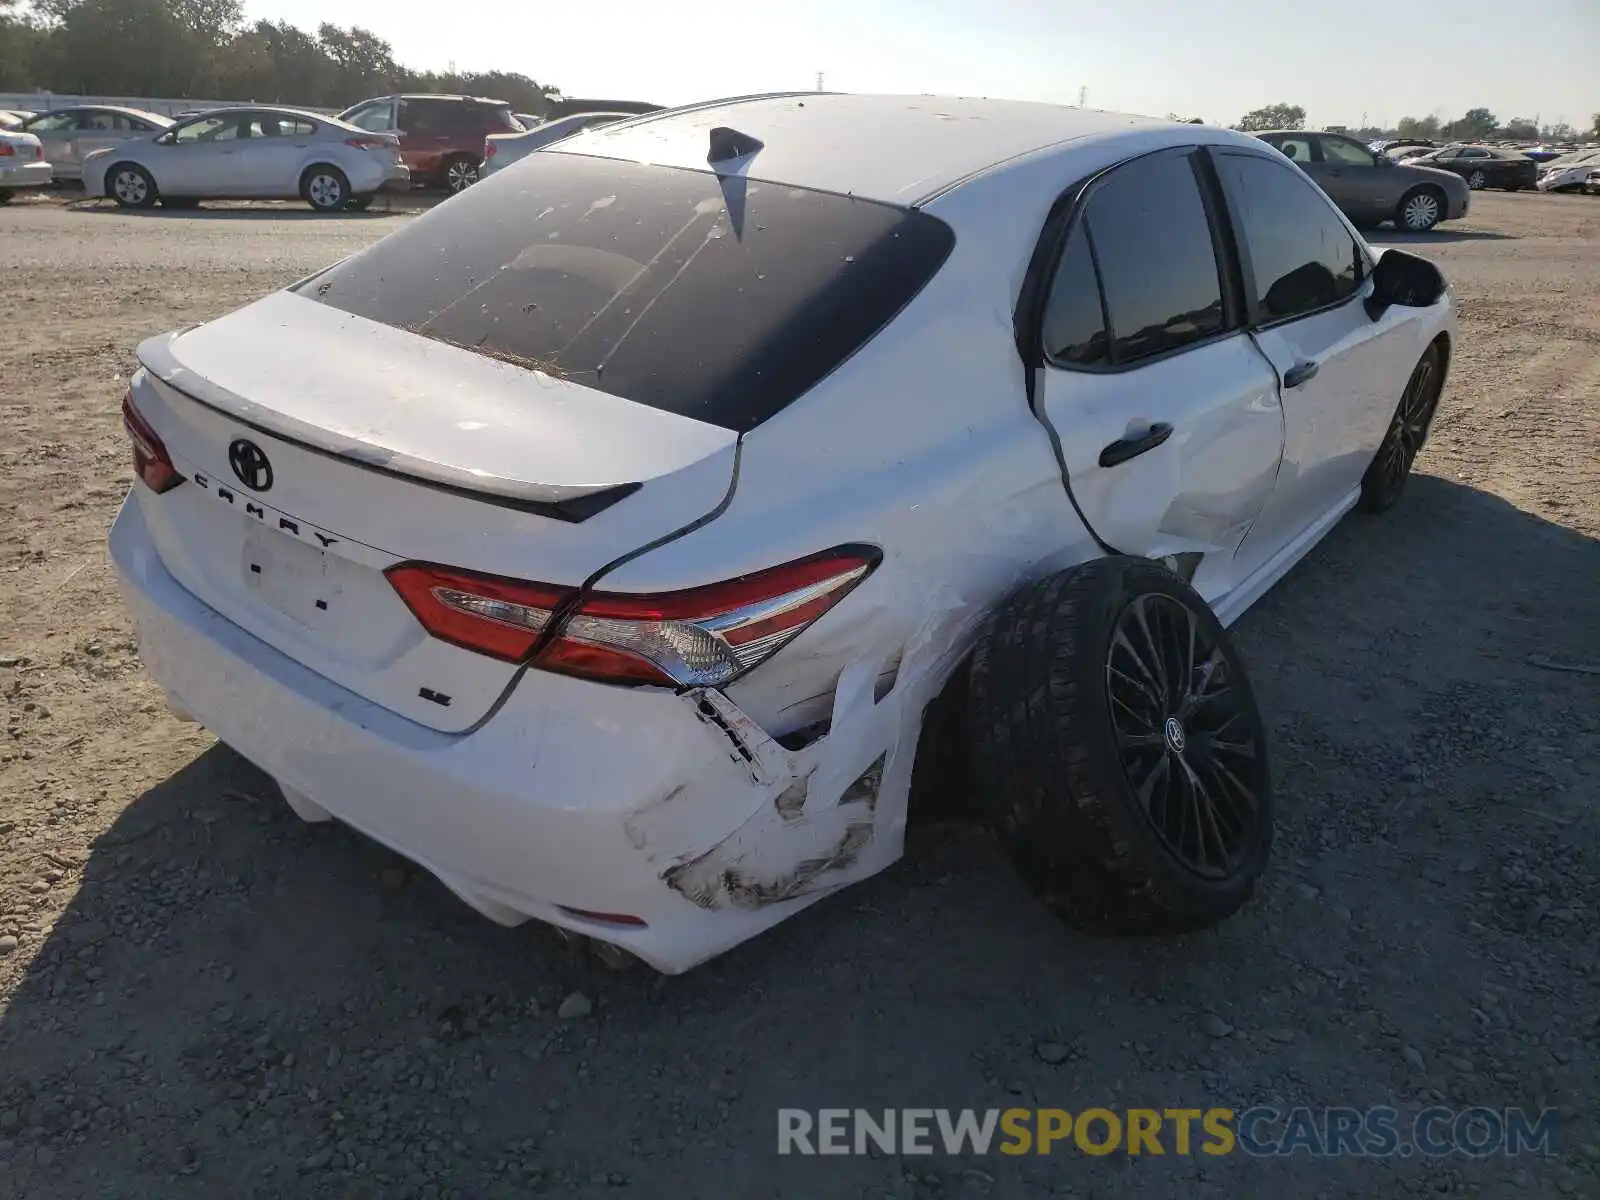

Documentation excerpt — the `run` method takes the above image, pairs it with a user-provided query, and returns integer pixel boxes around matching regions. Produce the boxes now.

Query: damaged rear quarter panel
[609,214,1104,919]
[626,661,901,911]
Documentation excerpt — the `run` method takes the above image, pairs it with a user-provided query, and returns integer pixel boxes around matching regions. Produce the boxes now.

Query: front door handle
[1283,360,1319,388]
[1099,421,1174,468]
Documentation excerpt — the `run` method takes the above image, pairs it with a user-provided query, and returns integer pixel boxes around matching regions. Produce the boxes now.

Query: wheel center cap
[1163,716,1187,755]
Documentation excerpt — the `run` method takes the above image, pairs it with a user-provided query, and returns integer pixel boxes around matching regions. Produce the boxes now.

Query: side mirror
[1365,248,1445,319]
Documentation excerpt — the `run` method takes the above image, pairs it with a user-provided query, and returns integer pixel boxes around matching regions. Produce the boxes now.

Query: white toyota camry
[110,93,1456,973]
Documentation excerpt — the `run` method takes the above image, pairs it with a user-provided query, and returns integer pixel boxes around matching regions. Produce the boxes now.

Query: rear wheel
[107,163,157,209]
[1467,169,1487,190]
[968,557,1272,933]
[1395,186,1444,232]
[1358,342,1444,513]
[301,165,350,213]
[443,155,479,194]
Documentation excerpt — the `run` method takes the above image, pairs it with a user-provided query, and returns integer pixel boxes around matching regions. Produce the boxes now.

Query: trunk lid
[131,291,737,733]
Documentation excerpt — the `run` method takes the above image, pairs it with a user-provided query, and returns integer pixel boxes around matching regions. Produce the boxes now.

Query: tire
[345,195,373,212]
[1395,186,1444,232]
[1466,169,1487,190]
[968,556,1272,934]
[1358,342,1445,513]
[301,164,350,213]
[443,155,479,194]
[106,163,157,209]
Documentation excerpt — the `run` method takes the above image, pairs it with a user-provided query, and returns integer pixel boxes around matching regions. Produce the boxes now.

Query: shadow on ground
[1368,229,1515,245]
[0,477,1594,1200]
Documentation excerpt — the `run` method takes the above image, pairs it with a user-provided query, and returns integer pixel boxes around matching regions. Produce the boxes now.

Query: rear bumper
[0,161,52,190]
[109,493,886,972]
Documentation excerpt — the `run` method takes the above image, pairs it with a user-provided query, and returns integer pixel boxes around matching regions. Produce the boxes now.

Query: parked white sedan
[0,129,52,202]
[82,107,410,212]
[109,94,1456,974]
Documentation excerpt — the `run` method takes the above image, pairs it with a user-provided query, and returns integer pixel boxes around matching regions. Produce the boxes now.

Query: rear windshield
[295,152,955,431]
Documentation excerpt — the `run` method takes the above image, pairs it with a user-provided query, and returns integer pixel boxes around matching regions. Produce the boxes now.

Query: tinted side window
[1041,226,1108,367]
[1081,151,1227,365]
[1322,136,1376,166]
[1216,152,1361,324]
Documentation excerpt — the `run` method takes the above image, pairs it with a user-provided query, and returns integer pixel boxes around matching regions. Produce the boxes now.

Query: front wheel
[1395,187,1444,232]
[1358,342,1444,513]
[302,165,350,213]
[107,163,158,209]
[968,556,1272,934]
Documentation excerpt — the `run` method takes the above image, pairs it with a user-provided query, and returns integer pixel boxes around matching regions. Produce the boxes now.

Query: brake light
[121,391,184,494]
[34,142,43,160]
[484,139,497,159]
[344,136,392,151]
[386,546,879,688]
[0,143,13,158]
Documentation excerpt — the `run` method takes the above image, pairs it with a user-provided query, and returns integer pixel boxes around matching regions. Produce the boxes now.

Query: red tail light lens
[0,143,13,158]
[386,546,879,688]
[121,391,184,494]
[344,136,393,151]
[484,139,497,159]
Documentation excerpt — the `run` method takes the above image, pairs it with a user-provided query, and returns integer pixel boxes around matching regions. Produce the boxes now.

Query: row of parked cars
[0,94,663,211]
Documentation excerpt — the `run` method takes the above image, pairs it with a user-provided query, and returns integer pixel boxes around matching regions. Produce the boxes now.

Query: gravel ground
[0,190,1597,1199]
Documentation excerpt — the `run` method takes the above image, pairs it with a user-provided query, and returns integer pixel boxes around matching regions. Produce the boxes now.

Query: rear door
[1029,147,1286,605]
[233,112,318,196]
[1209,148,1416,581]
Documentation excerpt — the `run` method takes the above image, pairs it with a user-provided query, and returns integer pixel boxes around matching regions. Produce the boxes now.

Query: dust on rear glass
[295,153,954,432]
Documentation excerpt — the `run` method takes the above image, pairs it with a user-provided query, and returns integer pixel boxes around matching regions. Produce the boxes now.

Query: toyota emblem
[228,439,273,492]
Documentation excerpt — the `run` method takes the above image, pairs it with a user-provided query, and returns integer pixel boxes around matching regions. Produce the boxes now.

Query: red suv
[338,95,524,193]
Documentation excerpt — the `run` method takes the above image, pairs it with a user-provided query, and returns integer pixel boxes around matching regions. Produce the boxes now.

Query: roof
[548,92,1173,205]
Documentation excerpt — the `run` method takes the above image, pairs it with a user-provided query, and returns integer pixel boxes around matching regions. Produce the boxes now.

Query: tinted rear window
[296,153,955,431]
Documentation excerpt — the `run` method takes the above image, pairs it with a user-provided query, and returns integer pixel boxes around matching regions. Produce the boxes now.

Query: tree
[1235,103,1305,132]
[1592,114,1600,139]
[1441,107,1498,141]
[1499,117,1538,141]
[0,2,49,90]
[1541,122,1576,142]
[1396,115,1441,139]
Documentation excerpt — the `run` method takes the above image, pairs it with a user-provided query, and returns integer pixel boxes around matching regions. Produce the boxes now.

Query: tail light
[121,390,184,494]
[35,142,43,160]
[344,136,393,151]
[484,139,497,160]
[386,546,879,688]
[0,143,13,158]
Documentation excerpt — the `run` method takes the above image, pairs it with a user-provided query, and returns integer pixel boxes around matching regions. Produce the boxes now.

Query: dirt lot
[0,190,1596,1199]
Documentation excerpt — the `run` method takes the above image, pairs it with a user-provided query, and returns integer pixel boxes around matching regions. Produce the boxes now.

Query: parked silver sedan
[81,107,410,212]
[20,106,172,181]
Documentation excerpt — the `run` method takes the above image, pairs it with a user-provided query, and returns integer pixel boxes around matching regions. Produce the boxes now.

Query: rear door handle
[1283,360,1319,388]
[1098,422,1174,468]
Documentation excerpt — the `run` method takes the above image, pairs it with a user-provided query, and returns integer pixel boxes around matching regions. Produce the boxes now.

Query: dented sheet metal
[626,656,916,912]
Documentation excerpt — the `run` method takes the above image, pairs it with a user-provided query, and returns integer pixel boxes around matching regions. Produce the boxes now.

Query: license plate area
[241,524,339,630]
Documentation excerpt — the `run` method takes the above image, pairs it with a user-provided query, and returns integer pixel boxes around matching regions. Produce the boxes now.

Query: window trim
[1204,146,1368,333]
[1024,145,1245,377]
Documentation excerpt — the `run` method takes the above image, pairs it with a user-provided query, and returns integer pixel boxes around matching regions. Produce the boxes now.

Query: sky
[244,0,1600,131]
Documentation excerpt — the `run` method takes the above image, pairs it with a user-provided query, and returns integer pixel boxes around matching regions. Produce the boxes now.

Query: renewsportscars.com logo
[778,1107,1559,1158]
